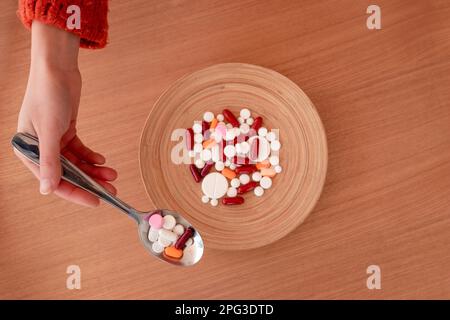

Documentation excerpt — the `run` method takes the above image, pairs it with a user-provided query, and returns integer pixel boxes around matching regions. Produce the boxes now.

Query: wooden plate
[139,63,327,250]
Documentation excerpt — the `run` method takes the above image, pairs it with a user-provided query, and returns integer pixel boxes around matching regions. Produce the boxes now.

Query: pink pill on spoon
[148,213,163,229]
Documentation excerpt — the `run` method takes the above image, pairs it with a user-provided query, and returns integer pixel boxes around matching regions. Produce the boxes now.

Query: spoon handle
[11,132,140,222]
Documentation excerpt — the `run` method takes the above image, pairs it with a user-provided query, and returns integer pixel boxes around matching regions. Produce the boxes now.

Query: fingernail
[40,179,52,195]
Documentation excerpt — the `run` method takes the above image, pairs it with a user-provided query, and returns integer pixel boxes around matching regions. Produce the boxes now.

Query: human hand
[15,21,117,207]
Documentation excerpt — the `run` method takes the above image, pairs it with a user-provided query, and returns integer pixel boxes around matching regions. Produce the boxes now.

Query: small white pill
[266,131,277,142]
[201,149,212,161]
[159,229,178,242]
[201,195,210,203]
[254,186,264,197]
[252,171,262,182]
[224,145,236,158]
[235,143,242,154]
[258,127,268,137]
[230,178,240,188]
[260,176,272,189]
[225,130,235,141]
[148,227,159,242]
[240,108,251,119]
[227,187,237,197]
[269,155,279,166]
[271,140,281,151]
[215,161,225,171]
[152,241,164,253]
[193,123,202,133]
[210,199,218,206]
[239,174,250,185]
[158,237,172,247]
[229,163,236,170]
[217,114,224,121]
[238,116,245,124]
[246,117,254,125]
[194,143,203,153]
[203,111,214,122]
[162,215,176,230]
[185,238,194,247]
[195,158,205,169]
[225,159,231,167]
[233,127,241,137]
[274,165,282,173]
[240,141,250,154]
[194,133,203,143]
[173,224,185,236]
[240,123,250,134]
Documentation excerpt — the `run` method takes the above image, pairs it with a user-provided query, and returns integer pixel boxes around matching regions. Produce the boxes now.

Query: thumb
[38,129,62,195]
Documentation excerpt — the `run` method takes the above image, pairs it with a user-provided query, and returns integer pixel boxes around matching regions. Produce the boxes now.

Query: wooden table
[1,0,449,299]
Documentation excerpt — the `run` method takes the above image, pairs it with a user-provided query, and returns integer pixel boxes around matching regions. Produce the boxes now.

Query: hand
[15,21,117,207]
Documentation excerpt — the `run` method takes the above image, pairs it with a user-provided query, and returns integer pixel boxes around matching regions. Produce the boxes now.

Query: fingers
[37,128,62,195]
[62,150,117,181]
[67,135,106,165]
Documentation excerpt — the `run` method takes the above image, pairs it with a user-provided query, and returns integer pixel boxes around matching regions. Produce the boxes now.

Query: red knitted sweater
[18,0,109,49]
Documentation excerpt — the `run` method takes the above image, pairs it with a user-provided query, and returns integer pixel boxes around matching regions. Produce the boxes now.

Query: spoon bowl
[11,132,204,267]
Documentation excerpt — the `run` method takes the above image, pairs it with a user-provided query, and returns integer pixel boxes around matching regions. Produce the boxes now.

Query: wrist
[31,20,80,72]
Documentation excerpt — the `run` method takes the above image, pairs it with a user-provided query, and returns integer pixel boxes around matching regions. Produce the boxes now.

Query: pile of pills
[146,211,195,260]
[185,108,282,206]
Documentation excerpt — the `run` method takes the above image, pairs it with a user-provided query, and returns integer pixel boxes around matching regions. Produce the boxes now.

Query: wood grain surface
[140,63,328,250]
[0,0,449,299]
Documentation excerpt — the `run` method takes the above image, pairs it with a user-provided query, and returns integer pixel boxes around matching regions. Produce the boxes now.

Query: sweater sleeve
[17,0,109,49]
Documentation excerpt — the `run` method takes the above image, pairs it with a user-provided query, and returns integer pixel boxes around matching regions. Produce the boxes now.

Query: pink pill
[148,213,163,229]
[215,123,227,138]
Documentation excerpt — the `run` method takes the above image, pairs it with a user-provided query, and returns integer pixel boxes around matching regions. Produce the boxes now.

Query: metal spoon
[11,132,204,267]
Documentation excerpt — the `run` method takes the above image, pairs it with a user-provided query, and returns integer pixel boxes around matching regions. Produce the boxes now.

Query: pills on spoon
[182,108,282,206]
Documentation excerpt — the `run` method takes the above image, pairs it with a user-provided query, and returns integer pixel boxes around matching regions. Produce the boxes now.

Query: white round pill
[266,131,277,142]
[194,133,203,143]
[269,155,279,166]
[258,127,268,137]
[252,171,262,182]
[217,114,224,121]
[215,161,225,171]
[225,130,235,141]
[201,149,212,161]
[239,174,250,185]
[230,178,240,188]
[162,215,176,230]
[173,224,185,236]
[224,145,236,158]
[240,108,251,119]
[201,195,209,203]
[240,141,250,154]
[227,187,237,197]
[148,228,159,242]
[229,163,236,170]
[152,241,164,253]
[240,123,250,134]
[210,198,218,206]
[195,158,205,169]
[254,186,264,197]
[203,111,214,122]
[158,237,172,247]
[260,176,272,189]
[193,123,202,133]
[201,172,228,199]
[238,117,245,124]
[235,143,242,154]
[271,140,281,151]
[274,165,282,173]
[194,143,203,153]
[159,229,178,242]
[246,117,254,125]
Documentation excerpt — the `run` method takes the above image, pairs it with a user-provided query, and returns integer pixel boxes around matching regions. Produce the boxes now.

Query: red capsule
[237,181,258,194]
[223,109,240,127]
[202,120,210,139]
[249,137,259,161]
[251,116,263,132]
[174,227,195,250]
[222,196,245,205]
[235,164,257,175]
[201,162,214,177]
[189,164,202,182]
[185,128,194,151]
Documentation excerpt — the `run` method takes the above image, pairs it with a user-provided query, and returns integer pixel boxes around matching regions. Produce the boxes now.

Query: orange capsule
[202,138,216,149]
[256,160,270,170]
[260,167,276,177]
[164,246,183,259]
[221,168,236,180]
[210,118,218,129]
